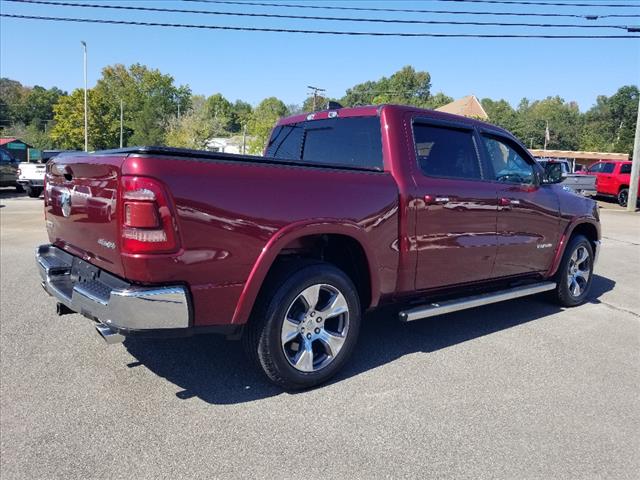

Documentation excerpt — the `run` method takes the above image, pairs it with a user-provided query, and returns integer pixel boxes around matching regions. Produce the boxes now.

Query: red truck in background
[37,105,601,389]
[583,160,637,207]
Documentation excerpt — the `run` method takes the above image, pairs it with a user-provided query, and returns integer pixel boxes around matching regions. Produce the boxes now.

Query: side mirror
[542,163,564,184]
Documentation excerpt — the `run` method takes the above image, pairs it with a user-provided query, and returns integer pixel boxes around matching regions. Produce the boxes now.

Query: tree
[481,98,519,133]
[581,85,638,155]
[165,95,215,149]
[93,63,191,146]
[204,93,234,135]
[341,66,432,107]
[248,97,288,154]
[50,88,120,150]
[230,100,253,132]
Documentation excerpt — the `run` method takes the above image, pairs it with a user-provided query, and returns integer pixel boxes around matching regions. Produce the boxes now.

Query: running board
[398,281,556,322]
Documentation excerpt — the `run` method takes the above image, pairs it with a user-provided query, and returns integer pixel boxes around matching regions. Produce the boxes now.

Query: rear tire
[26,187,42,198]
[551,234,594,307]
[618,188,629,207]
[243,260,361,390]
[15,184,24,193]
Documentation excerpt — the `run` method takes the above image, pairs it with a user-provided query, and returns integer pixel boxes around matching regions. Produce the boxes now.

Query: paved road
[1,190,638,480]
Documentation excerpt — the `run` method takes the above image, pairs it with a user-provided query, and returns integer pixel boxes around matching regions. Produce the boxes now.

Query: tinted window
[302,117,383,169]
[620,163,631,174]
[602,163,615,173]
[266,116,383,170]
[265,124,304,160]
[481,135,533,184]
[0,150,11,163]
[413,124,481,180]
[588,163,603,173]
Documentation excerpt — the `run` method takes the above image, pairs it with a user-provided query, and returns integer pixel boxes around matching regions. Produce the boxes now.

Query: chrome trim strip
[399,281,557,322]
[36,244,191,332]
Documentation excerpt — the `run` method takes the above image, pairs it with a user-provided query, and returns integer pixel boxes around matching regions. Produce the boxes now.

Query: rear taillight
[120,176,179,254]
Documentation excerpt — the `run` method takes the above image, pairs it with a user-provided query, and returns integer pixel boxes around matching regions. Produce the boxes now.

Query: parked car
[0,149,22,191]
[17,162,46,197]
[536,159,597,197]
[583,160,637,207]
[36,105,601,389]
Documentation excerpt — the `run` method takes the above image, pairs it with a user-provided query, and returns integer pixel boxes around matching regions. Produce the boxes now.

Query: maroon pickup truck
[37,105,601,389]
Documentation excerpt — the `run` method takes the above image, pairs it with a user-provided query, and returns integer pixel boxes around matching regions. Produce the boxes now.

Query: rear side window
[413,124,482,180]
[265,116,383,170]
[620,163,632,174]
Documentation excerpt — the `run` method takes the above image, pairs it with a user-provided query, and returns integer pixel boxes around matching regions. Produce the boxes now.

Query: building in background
[529,149,629,172]
[0,138,33,162]
[435,95,488,120]
[205,135,253,154]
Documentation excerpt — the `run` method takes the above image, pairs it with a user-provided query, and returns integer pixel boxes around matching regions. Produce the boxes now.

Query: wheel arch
[231,220,381,325]
[547,218,600,277]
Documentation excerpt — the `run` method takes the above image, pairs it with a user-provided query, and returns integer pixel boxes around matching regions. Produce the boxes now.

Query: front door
[411,121,498,291]
[477,133,561,277]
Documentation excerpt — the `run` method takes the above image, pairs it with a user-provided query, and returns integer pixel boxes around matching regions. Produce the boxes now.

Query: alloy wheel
[281,284,350,373]
[566,245,591,297]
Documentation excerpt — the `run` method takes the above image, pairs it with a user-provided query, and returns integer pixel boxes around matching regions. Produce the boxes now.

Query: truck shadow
[123,274,615,405]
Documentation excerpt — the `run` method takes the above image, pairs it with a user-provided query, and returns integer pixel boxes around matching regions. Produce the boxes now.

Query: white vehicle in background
[17,161,46,198]
[18,150,73,198]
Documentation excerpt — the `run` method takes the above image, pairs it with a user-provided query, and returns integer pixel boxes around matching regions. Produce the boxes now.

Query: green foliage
[481,98,519,133]
[581,85,638,155]
[231,100,253,132]
[341,66,431,107]
[165,96,215,149]
[248,97,288,154]
[50,88,121,150]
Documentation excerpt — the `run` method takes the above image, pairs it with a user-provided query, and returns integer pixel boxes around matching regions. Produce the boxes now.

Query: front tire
[26,187,42,198]
[243,261,361,390]
[551,235,594,307]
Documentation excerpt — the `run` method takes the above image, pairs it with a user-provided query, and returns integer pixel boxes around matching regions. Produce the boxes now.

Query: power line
[183,0,640,19]
[6,0,630,30]
[431,0,639,7]
[2,13,638,38]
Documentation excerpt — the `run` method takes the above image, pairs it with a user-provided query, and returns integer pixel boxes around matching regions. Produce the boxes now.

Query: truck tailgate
[44,154,126,277]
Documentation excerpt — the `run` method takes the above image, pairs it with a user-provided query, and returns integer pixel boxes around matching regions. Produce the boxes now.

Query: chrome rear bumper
[36,244,191,335]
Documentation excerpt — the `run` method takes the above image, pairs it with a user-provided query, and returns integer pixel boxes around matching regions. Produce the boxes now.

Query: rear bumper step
[399,281,557,322]
[36,244,191,338]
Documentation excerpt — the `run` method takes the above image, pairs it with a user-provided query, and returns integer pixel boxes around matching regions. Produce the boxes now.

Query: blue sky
[1,0,639,111]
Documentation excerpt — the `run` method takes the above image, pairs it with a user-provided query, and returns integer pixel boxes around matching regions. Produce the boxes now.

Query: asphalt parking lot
[1,190,638,480]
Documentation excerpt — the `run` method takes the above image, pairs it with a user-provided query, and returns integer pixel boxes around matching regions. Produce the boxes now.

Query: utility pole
[119,99,124,148]
[307,85,326,111]
[81,41,88,152]
[242,124,247,155]
[627,95,640,212]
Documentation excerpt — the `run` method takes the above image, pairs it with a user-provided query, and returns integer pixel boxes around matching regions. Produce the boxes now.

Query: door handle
[424,195,450,205]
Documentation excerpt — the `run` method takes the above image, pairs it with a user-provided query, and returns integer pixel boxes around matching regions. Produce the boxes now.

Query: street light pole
[626,95,640,212]
[120,99,124,148]
[81,41,88,152]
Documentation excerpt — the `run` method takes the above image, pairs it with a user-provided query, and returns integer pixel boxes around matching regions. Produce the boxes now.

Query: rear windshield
[265,116,383,170]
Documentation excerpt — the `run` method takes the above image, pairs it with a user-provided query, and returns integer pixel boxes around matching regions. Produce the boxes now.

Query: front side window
[481,135,534,184]
[588,163,604,173]
[413,124,482,180]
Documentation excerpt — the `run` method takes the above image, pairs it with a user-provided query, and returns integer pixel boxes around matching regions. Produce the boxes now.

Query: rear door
[478,133,561,277]
[410,119,498,290]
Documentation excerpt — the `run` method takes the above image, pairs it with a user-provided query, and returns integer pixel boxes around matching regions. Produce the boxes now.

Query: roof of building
[0,137,32,147]
[435,95,488,120]
[529,149,629,161]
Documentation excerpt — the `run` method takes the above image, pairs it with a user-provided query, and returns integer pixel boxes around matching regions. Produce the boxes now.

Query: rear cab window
[265,116,383,170]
